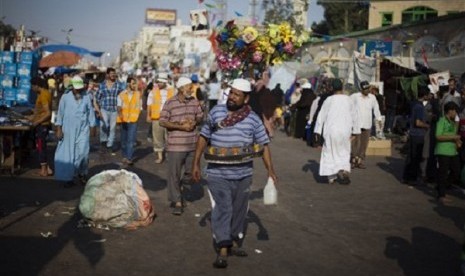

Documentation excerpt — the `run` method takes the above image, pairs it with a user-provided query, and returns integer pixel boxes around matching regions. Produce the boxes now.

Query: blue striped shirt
[200,104,270,180]
[96,81,125,112]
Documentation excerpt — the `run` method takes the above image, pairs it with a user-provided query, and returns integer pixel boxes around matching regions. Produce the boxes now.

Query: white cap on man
[230,78,251,93]
[71,75,84,90]
[176,76,192,89]
[157,72,169,83]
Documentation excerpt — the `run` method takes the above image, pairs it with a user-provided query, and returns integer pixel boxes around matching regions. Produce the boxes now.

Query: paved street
[1,122,464,276]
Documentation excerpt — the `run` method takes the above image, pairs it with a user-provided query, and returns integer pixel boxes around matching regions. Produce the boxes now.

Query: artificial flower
[242,27,258,44]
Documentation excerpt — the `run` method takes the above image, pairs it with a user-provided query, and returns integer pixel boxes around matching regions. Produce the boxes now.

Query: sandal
[172,205,183,216]
[230,248,248,257]
[213,255,228,269]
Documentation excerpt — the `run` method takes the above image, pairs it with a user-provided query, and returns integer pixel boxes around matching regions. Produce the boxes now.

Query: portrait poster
[429,71,450,93]
[190,9,209,34]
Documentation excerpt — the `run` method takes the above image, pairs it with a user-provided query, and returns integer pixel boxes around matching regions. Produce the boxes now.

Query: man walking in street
[192,78,277,269]
[401,87,430,185]
[146,73,175,163]
[117,76,142,165]
[314,79,359,184]
[159,77,203,215]
[351,81,382,169]
[94,67,124,154]
[54,76,96,187]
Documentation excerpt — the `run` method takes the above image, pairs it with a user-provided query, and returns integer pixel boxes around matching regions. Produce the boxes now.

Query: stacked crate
[0,51,34,107]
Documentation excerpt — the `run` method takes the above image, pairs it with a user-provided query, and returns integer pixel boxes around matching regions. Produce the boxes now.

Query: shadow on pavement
[302,159,327,184]
[0,177,104,275]
[376,156,404,182]
[384,226,461,276]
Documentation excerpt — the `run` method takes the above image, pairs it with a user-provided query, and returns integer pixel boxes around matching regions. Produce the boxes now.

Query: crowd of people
[23,66,465,268]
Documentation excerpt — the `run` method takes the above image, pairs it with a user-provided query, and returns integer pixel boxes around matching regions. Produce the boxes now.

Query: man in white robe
[314,79,360,184]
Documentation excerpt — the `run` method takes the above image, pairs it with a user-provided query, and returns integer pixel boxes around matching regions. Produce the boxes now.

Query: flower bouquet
[215,20,309,78]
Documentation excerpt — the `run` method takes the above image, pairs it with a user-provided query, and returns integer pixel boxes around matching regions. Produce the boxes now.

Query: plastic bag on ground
[79,169,156,229]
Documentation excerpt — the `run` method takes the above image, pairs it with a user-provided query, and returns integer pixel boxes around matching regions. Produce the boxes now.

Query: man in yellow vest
[117,76,142,165]
[147,73,175,163]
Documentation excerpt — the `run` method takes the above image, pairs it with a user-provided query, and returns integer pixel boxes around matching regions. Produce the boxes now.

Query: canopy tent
[39,51,81,68]
[35,44,104,58]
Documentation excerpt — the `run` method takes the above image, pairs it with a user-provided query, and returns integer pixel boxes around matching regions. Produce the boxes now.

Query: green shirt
[435,116,458,156]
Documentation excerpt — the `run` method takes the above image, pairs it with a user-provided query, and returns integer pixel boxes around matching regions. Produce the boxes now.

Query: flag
[205,3,215,8]
[198,0,204,4]
[421,47,429,68]
[216,20,223,27]
[234,11,243,17]
[208,30,218,54]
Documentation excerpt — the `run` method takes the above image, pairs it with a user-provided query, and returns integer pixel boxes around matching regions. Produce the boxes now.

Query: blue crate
[19,52,34,64]
[18,77,31,88]
[3,88,17,101]
[3,63,17,76]
[17,63,32,77]
[16,87,30,103]
[1,51,14,64]
[0,75,14,88]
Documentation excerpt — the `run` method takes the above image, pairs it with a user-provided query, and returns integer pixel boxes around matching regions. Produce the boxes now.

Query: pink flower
[283,42,294,54]
[252,51,263,63]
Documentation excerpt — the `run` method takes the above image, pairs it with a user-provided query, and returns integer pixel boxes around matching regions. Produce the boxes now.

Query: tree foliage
[316,1,369,35]
[262,0,309,35]
[0,20,16,37]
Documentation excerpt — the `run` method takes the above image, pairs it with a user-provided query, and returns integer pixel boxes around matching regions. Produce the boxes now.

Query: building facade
[369,0,465,29]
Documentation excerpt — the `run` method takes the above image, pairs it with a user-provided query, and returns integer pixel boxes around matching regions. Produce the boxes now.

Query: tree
[262,0,309,35]
[316,1,369,35]
[0,20,15,37]
[311,20,329,37]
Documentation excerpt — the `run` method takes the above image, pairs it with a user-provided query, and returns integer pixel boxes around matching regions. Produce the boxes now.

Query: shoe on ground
[213,255,228,269]
[229,248,248,257]
[172,205,183,216]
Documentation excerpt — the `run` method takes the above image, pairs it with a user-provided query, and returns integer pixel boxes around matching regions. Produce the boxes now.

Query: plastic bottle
[263,177,277,205]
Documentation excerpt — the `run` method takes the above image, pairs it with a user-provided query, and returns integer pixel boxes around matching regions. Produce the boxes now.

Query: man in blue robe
[54,76,96,187]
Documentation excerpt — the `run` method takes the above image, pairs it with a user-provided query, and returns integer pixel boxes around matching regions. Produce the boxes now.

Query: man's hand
[192,164,201,183]
[56,128,63,140]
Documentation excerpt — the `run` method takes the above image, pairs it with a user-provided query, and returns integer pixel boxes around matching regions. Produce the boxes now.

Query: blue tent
[35,44,104,57]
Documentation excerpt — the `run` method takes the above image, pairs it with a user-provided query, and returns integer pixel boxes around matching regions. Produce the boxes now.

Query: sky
[1,0,324,62]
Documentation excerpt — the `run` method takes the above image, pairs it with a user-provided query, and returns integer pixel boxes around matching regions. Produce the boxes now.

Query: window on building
[402,6,438,24]
[381,12,393,27]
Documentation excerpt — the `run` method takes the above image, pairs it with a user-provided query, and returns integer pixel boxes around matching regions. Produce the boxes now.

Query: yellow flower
[272,57,283,65]
[242,27,258,44]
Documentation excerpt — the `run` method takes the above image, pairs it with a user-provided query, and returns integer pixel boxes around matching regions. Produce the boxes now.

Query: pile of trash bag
[79,169,155,229]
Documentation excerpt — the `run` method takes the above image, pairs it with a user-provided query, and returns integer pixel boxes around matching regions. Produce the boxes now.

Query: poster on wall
[429,71,450,93]
[190,9,209,34]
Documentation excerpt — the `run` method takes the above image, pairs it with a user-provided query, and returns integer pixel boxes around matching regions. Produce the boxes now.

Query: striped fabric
[200,104,270,180]
[159,95,203,152]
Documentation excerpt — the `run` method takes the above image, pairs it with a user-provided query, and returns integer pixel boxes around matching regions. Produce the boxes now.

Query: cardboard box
[3,63,17,76]
[17,63,31,77]
[16,87,30,103]
[0,75,14,88]
[366,139,392,156]
[19,52,33,64]
[3,88,17,101]
[1,51,14,63]
[18,77,31,88]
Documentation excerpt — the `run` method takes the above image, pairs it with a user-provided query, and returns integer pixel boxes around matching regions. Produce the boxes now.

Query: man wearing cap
[192,78,277,269]
[147,73,175,163]
[159,77,203,215]
[350,81,382,169]
[314,79,359,184]
[94,67,124,153]
[54,75,97,187]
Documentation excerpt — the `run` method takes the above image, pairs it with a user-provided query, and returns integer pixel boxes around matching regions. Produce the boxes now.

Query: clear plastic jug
[263,177,277,205]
